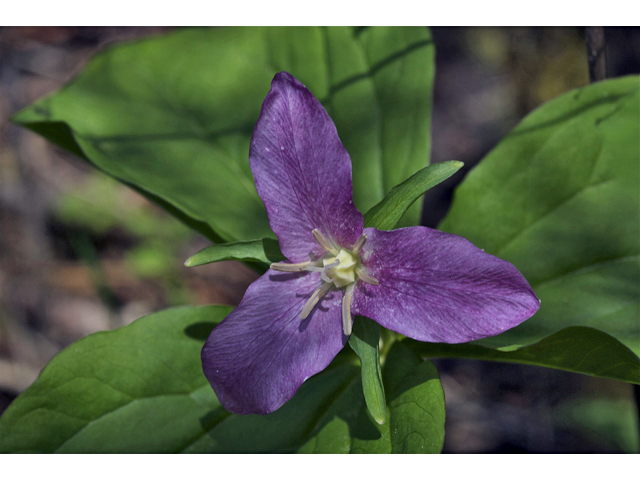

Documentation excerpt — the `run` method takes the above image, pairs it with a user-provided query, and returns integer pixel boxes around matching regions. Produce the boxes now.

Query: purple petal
[201,270,347,415]
[250,72,364,262]
[352,227,540,343]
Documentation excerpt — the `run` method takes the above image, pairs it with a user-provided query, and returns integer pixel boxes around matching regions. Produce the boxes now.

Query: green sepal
[363,160,463,230]
[348,316,386,424]
[184,238,284,267]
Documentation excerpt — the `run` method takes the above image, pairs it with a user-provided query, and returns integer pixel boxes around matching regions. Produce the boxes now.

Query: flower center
[322,250,357,288]
[270,229,378,336]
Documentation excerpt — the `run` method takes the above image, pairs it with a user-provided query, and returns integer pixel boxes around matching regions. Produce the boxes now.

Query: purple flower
[202,72,540,415]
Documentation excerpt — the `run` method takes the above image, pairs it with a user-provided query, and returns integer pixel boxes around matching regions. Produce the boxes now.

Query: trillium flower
[202,72,540,415]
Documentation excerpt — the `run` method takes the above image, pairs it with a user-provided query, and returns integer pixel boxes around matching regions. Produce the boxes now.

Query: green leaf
[383,342,445,453]
[439,77,640,362]
[405,327,640,385]
[0,305,231,453]
[184,238,284,267]
[364,160,463,230]
[12,27,435,243]
[348,316,386,425]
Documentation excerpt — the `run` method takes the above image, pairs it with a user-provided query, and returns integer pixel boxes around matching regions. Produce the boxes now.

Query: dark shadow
[356,285,377,299]
[353,26,371,38]
[198,408,233,432]
[184,322,218,341]
[261,238,285,263]
[268,271,306,282]
[352,405,384,441]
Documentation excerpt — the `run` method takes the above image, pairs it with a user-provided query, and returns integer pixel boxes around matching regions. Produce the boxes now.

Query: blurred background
[1,26,639,452]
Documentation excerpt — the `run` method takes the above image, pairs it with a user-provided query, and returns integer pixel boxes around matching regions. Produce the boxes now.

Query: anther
[356,268,379,285]
[342,284,355,336]
[312,229,339,255]
[270,261,311,272]
[352,234,367,255]
[300,283,332,320]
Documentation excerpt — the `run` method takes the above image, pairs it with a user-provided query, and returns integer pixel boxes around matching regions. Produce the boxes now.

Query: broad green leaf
[184,238,284,267]
[348,316,386,425]
[440,76,640,359]
[13,27,435,243]
[406,327,640,384]
[363,160,463,230]
[0,306,232,453]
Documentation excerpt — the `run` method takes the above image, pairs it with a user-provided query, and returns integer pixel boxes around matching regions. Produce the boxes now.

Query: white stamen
[342,284,355,336]
[301,283,333,320]
[352,234,367,255]
[357,268,379,285]
[312,229,339,255]
[270,261,311,272]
